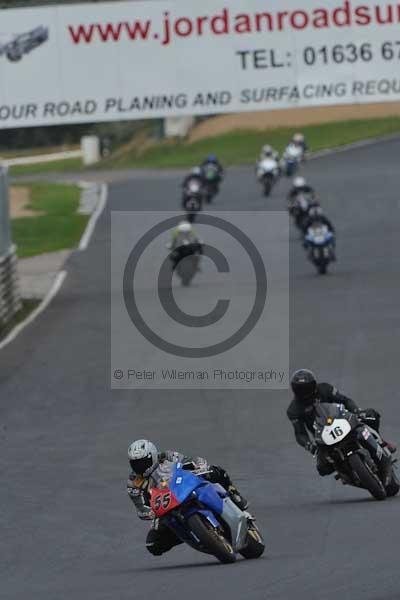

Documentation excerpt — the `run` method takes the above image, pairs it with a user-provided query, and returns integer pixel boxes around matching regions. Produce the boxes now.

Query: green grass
[7,115,400,176]
[11,182,89,258]
[105,116,400,169]
[10,157,82,177]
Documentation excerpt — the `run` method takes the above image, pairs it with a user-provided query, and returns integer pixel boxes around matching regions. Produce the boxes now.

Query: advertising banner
[1,0,400,127]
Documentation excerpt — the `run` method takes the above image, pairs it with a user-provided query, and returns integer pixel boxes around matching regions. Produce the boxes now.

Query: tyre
[318,263,327,275]
[263,179,272,197]
[348,454,387,500]
[187,513,236,564]
[386,469,400,497]
[7,50,22,62]
[240,523,265,559]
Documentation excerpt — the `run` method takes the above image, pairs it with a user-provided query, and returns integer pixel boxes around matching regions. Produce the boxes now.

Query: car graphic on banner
[0,26,48,62]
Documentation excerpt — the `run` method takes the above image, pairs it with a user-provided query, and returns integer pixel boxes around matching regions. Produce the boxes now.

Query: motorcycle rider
[288,176,315,203]
[182,166,205,193]
[127,439,248,556]
[258,144,280,162]
[292,132,308,154]
[303,205,335,235]
[287,369,395,480]
[200,154,224,181]
[168,221,203,269]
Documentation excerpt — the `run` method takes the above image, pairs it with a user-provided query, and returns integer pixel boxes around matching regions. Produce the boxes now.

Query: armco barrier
[0,244,21,327]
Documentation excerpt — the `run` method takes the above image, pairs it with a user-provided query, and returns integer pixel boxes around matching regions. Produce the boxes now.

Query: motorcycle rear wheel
[386,470,400,497]
[348,454,387,500]
[187,514,236,564]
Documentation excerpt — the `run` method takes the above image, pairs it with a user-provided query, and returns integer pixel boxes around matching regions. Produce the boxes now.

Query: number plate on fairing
[321,419,351,445]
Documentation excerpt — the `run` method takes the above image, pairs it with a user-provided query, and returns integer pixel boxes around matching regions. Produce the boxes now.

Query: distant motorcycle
[182,179,204,223]
[202,163,222,203]
[289,193,313,232]
[182,195,202,223]
[256,157,280,196]
[149,459,265,564]
[314,403,399,500]
[171,240,202,286]
[281,144,303,177]
[304,223,335,275]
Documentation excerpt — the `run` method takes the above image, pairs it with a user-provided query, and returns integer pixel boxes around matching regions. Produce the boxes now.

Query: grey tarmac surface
[1,138,400,600]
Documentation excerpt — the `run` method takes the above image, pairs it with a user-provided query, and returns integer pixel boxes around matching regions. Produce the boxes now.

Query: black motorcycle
[172,241,202,286]
[182,194,202,223]
[314,403,399,500]
[202,163,221,203]
[288,192,313,232]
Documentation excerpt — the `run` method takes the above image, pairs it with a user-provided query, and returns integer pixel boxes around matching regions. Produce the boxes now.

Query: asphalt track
[2,138,400,600]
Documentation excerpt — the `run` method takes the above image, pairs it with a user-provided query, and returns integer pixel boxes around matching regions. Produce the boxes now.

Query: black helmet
[291,369,317,403]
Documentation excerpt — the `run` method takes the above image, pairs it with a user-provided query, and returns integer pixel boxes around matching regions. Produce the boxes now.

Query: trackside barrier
[0,245,21,326]
[0,167,21,327]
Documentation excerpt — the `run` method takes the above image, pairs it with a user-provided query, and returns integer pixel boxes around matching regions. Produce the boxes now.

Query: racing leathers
[127,450,248,556]
[287,383,390,477]
[288,184,315,203]
[304,215,335,235]
[200,158,224,181]
[169,228,203,269]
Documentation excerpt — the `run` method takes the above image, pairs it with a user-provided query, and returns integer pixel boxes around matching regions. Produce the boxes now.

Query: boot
[228,485,249,511]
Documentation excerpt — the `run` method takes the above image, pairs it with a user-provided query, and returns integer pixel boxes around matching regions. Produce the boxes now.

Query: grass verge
[0,300,40,342]
[10,157,82,177]
[7,115,400,175]
[12,182,88,258]
[105,116,400,169]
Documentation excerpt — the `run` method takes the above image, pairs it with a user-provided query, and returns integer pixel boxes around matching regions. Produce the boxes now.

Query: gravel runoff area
[189,101,400,141]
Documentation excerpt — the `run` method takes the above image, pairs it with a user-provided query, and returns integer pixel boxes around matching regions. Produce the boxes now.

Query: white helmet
[191,167,202,176]
[293,176,306,188]
[262,144,273,156]
[293,132,305,143]
[177,221,192,234]
[128,439,158,476]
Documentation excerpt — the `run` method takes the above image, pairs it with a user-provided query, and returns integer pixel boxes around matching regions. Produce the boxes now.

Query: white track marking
[2,150,81,167]
[0,270,67,351]
[79,183,108,250]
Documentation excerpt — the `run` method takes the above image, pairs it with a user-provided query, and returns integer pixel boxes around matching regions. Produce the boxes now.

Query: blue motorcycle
[149,461,265,564]
[304,224,335,275]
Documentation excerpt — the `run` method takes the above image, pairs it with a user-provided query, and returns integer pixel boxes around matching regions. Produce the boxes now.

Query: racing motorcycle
[173,240,202,286]
[256,157,280,197]
[304,223,335,275]
[182,195,202,223]
[149,460,265,564]
[289,193,314,232]
[202,163,222,203]
[281,143,303,177]
[313,403,399,501]
[182,179,204,223]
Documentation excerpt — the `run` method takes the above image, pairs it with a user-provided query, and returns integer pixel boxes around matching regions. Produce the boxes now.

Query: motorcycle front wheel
[239,522,265,559]
[348,454,387,500]
[187,514,236,564]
